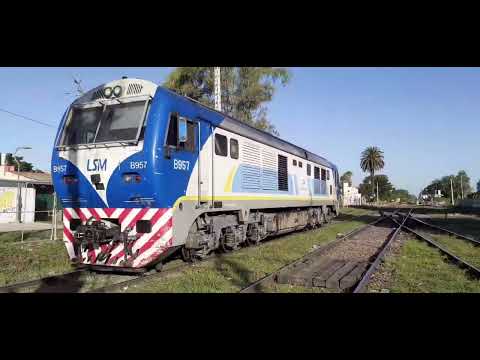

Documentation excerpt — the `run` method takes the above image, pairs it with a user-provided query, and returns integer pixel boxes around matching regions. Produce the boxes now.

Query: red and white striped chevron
[63,208,173,268]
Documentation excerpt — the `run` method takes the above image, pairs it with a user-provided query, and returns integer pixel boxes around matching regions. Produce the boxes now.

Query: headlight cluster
[103,85,122,98]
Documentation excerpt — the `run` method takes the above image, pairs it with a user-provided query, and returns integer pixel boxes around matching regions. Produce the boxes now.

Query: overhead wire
[0,108,57,129]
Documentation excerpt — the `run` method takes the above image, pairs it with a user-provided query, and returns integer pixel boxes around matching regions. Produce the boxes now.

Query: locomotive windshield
[60,100,148,146]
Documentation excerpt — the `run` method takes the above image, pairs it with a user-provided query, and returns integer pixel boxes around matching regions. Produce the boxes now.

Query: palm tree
[360,146,385,202]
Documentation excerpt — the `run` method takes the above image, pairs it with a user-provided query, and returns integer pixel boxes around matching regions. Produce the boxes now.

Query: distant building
[0,153,53,223]
[342,182,363,206]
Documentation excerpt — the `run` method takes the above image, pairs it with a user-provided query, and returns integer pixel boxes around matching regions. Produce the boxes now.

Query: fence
[0,193,63,242]
[457,199,480,209]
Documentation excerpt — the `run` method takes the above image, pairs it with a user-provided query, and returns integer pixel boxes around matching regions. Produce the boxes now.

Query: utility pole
[450,177,455,206]
[13,146,32,223]
[376,181,379,204]
[214,67,222,112]
[460,174,464,199]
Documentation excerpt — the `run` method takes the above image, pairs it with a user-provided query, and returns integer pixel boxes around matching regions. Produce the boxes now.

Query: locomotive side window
[299,161,303,168]
[314,166,320,180]
[278,155,289,191]
[321,168,327,181]
[327,169,330,180]
[293,159,297,166]
[215,134,228,156]
[178,120,196,152]
[230,138,239,159]
[307,164,311,176]
[165,113,196,152]
[330,185,333,195]
[166,113,178,147]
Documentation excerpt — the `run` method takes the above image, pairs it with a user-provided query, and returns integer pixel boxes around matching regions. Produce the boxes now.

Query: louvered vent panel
[241,142,261,190]
[261,149,278,190]
[127,83,143,95]
[278,154,289,191]
[91,89,105,100]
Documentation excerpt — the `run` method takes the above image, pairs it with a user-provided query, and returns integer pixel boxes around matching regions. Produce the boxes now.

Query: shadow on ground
[34,271,85,293]
[213,255,257,290]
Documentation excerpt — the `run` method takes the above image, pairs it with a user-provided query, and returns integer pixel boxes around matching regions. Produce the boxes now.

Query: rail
[239,211,397,293]
[387,214,480,279]
[352,208,413,293]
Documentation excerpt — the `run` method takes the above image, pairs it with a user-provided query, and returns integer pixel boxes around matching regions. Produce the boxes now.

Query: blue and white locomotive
[51,77,340,271]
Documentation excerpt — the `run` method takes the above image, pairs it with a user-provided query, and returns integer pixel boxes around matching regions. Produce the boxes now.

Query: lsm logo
[87,159,107,172]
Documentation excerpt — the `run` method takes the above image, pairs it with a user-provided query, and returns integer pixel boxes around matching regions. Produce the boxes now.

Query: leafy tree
[340,171,353,187]
[360,146,385,202]
[358,174,393,202]
[389,189,416,203]
[4,153,35,172]
[454,170,472,198]
[163,67,291,135]
[423,170,473,201]
[477,179,480,192]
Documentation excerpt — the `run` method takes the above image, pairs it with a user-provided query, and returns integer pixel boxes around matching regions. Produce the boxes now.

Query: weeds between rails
[240,209,480,293]
[386,211,480,280]
[240,210,406,293]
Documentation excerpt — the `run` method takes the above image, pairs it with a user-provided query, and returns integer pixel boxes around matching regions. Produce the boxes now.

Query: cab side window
[166,113,178,147]
[165,113,196,152]
[178,120,196,152]
[215,134,228,156]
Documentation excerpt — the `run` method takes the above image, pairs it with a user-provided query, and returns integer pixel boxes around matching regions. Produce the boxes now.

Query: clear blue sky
[0,67,478,195]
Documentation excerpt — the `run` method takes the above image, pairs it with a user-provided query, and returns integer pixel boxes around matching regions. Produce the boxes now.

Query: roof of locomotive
[163,87,338,171]
[71,78,337,171]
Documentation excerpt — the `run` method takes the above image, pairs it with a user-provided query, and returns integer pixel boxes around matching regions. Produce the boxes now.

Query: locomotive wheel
[181,247,196,263]
[219,233,237,253]
[322,212,329,224]
[154,262,164,272]
[325,208,333,222]
[219,238,233,253]
[246,235,261,247]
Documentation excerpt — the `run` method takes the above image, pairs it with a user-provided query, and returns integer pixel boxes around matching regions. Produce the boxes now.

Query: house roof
[7,171,52,184]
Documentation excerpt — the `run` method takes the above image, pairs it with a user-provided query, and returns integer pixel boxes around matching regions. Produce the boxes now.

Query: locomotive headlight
[123,173,142,184]
[63,175,78,185]
[113,85,122,97]
[104,87,113,98]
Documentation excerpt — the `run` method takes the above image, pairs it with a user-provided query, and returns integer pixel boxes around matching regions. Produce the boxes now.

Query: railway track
[8,207,475,294]
[240,207,480,293]
[240,210,407,293]
[0,211,356,293]
[386,211,480,279]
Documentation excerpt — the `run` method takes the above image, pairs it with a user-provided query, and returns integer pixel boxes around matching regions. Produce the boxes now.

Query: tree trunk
[371,170,375,203]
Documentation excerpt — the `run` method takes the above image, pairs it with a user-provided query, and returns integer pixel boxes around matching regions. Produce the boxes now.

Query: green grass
[368,238,480,293]
[0,240,72,286]
[123,208,377,293]
[0,230,53,244]
[429,234,480,269]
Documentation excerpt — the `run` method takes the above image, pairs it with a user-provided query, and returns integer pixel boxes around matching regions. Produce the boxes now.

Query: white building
[342,182,363,206]
[0,153,52,224]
